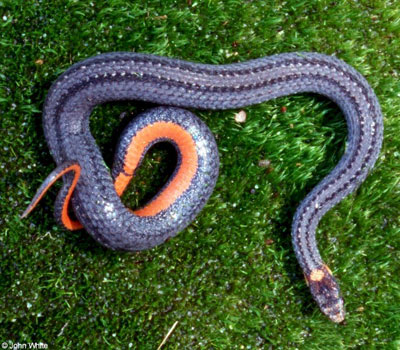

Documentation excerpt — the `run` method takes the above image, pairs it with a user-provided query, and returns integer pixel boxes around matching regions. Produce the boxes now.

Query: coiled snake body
[22,52,383,323]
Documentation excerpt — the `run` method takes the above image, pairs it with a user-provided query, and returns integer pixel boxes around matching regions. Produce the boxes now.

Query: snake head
[306,264,345,323]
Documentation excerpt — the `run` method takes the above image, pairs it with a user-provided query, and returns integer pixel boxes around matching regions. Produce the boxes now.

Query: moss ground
[1,0,399,349]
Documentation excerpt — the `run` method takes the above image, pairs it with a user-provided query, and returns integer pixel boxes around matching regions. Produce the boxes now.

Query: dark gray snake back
[40,51,383,322]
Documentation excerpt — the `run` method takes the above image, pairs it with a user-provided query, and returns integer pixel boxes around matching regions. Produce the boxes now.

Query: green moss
[1,0,399,349]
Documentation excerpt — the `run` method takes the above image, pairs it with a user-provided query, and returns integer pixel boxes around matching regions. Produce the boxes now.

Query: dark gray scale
[27,51,383,322]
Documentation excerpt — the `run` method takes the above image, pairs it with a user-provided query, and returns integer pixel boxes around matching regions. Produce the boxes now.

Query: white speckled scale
[31,51,383,322]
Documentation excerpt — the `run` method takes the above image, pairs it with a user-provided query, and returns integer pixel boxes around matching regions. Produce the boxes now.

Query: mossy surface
[1,0,399,349]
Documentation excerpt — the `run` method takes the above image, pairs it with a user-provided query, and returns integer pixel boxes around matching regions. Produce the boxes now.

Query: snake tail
[22,52,383,322]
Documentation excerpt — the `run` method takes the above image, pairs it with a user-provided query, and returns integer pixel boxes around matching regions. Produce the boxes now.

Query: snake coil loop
[22,52,383,323]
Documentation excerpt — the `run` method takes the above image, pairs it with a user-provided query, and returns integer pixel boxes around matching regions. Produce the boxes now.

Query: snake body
[23,52,383,323]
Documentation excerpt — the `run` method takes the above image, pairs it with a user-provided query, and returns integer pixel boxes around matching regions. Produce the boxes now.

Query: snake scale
[22,51,383,323]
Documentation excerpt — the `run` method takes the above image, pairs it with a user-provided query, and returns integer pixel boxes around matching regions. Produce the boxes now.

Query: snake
[21,51,383,323]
